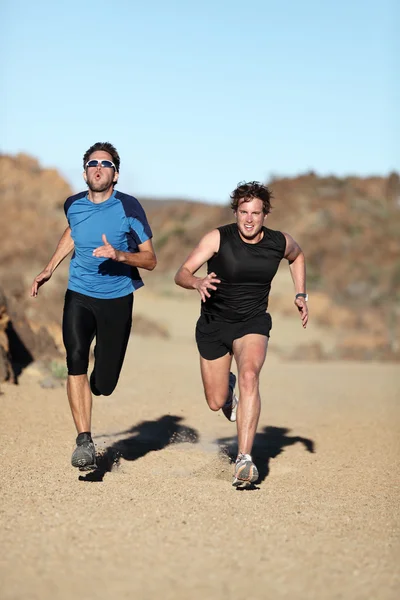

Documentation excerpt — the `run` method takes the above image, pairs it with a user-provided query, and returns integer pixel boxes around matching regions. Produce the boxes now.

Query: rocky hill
[0,153,72,266]
[0,154,71,383]
[0,153,399,382]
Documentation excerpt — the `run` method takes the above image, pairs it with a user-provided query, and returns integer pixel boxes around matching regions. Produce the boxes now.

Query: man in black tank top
[175,182,308,487]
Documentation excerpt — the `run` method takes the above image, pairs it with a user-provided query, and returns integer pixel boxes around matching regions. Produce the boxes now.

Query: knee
[94,381,117,397]
[100,387,115,397]
[239,369,258,393]
[66,353,88,376]
[92,374,118,397]
[90,360,120,396]
[204,389,227,412]
[208,400,221,412]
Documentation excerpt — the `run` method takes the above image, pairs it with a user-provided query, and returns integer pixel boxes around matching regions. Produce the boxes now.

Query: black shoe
[71,433,96,470]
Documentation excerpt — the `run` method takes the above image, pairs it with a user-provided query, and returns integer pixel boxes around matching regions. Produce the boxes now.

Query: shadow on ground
[217,426,315,488]
[7,321,34,382]
[79,414,199,482]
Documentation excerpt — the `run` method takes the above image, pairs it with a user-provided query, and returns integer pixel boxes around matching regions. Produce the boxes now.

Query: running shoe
[232,453,259,486]
[71,433,97,470]
[222,372,239,422]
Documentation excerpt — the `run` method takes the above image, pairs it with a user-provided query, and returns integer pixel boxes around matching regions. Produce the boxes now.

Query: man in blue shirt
[31,142,157,470]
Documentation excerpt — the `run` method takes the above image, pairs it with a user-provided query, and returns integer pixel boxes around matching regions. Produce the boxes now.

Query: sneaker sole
[71,448,97,470]
[71,456,97,469]
[232,478,254,488]
[78,462,97,472]
[232,462,259,487]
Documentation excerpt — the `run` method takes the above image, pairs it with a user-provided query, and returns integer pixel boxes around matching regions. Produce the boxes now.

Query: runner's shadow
[217,426,315,488]
[79,414,199,482]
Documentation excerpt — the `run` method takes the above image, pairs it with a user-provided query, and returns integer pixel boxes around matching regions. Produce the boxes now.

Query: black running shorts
[195,312,272,361]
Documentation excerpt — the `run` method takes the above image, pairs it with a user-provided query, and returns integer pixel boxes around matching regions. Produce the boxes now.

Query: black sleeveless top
[202,223,286,322]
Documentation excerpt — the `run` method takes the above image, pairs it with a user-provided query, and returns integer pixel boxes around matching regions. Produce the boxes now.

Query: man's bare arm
[283,232,308,328]
[174,229,221,302]
[31,227,74,297]
[284,232,306,295]
[117,238,157,271]
[92,235,157,271]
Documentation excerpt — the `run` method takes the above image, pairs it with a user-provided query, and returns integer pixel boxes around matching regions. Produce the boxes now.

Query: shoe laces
[76,432,92,446]
[81,441,94,449]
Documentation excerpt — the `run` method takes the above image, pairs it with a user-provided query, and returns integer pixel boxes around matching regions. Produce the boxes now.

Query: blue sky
[1,0,398,203]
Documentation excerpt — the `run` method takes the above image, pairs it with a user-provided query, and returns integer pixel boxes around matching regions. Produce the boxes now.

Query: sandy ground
[1,279,399,600]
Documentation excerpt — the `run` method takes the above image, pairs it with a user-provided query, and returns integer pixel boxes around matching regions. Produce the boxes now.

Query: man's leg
[90,293,133,397]
[67,375,96,469]
[62,291,96,468]
[231,334,268,484]
[67,375,93,433]
[199,352,233,411]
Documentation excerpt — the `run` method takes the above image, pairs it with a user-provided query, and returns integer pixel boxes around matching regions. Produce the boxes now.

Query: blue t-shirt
[64,190,152,299]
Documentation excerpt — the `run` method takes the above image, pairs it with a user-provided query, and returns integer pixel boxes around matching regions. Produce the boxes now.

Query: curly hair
[83,142,120,172]
[230,181,273,214]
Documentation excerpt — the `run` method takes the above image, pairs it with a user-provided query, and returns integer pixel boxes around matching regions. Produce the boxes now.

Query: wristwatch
[295,293,308,301]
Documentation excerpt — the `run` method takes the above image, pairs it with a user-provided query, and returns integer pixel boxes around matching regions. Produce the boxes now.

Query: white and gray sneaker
[71,433,97,470]
[222,372,238,422]
[232,453,259,486]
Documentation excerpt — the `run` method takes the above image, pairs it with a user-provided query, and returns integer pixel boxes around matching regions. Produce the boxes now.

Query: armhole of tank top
[279,230,287,258]
[215,227,224,254]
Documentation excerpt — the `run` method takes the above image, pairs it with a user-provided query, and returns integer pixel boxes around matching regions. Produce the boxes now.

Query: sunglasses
[85,159,116,170]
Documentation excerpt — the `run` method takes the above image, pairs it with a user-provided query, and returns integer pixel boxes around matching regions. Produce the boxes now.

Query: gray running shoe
[232,453,259,486]
[71,433,96,470]
[222,372,239,422]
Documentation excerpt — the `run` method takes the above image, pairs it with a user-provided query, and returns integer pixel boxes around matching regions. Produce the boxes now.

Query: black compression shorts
[195,312,272,361]
[62,290,133,396]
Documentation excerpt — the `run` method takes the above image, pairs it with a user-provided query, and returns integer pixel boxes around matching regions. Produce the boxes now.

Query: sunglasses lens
[86,160,115,168]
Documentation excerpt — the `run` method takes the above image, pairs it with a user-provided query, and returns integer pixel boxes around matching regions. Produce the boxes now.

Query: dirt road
[1,289,399,600]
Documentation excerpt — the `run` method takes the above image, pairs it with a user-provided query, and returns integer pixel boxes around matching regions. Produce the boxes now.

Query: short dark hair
[83,142,120,172]
[230,181,273,214]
